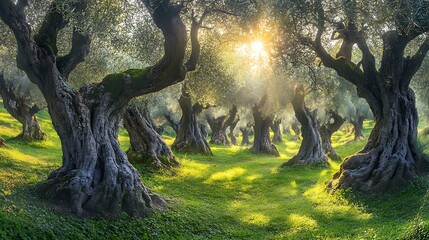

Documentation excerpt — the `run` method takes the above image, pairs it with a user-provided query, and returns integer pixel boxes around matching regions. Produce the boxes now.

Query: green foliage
[1,104,429,239]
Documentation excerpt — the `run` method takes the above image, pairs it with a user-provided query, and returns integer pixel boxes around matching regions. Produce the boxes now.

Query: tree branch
[401,39,429,90]
[57,28,91,80]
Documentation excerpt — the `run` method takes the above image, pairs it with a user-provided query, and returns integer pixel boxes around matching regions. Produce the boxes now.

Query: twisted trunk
[271,119,283,143]
[0,0,200,216]
[319,110,345,161]
[0,73,46,141]
[228,117,240,146]
[240,124,252,146]
[350,117,365,140]
[207,115,230,145]
[291,121,301,141]
[251,96,280,156]
[326,31,429,193]
[123,106,178,169]
[172,91,212,155]
[283,85,326,166]
[200,123,208,139]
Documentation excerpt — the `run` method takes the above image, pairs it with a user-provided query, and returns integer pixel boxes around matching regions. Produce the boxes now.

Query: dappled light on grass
[1,107,429,239]
[303,184,372,220]
[177,159,211,179]
[0,148,51,166]
[241,212,270,226]
[205,167,246,183]
[288,213,318,230]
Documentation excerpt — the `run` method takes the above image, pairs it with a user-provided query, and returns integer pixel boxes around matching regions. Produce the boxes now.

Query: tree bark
[207,115,230,145]
[251,96,280,156]
[271,119,283,143]
[0,0,204,216]
[283,85,326,166]
[0,73,46,141]
[319,110,345,161]
[240,123,252,146]
[291,121,301,141]
[313,27,429,192]
[207,105,238,146]
[228,116,240,146]
[123,105,179,169]
[171,89,212,155]
[199,123,208,139]
[350,117,365,140]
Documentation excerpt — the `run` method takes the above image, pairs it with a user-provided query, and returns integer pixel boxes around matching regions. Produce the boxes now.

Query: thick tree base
[250,144,280,157]
[282,154,327,167]
[38,167,167,217]
[327,146,423,193]
[127,149,179,170]
[325,148,341,161]
[172,140,213,156]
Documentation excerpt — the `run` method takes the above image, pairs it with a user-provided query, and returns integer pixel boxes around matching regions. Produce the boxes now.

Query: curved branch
[401,39,429,89]
[57,28,91,80]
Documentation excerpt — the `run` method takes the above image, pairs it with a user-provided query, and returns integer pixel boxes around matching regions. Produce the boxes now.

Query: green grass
[1,104,429,239]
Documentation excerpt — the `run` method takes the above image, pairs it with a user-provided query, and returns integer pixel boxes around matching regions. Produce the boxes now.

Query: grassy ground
[1,104,429,239]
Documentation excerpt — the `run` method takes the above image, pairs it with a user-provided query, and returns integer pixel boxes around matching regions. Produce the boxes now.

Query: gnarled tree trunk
[283,85,326,166]
[207,105,238,146]
[291,121,301,141]
[207,115,230,145]
[1,0,205,216]
[123,105,178,169]
[0,73,46,141]
[319,110,345,161]
[271,119,283,143]
[240,123,252,146]
[318,27,429,193]
[172,88,212,155]
[350,116,365,140]
[228,116,240,146]
[251,96,280,156]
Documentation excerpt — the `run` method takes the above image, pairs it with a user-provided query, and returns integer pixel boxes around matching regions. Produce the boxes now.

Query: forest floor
[1,104,429,239]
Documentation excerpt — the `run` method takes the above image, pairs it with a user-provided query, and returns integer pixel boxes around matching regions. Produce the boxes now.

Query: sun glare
[251,40,264,55]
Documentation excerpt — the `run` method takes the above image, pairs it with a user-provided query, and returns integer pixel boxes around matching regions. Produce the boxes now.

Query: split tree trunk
[207,115,230,145]
[251,96,280,156]
[240,124,252,146]
[283,85,326,166]
[207,105,238,146]
[319,110,345,161]
[271,119,283,143]
[0,73,46,141]
[350,117,365,140]
[123,106,179,169]
[172,89,212,155]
